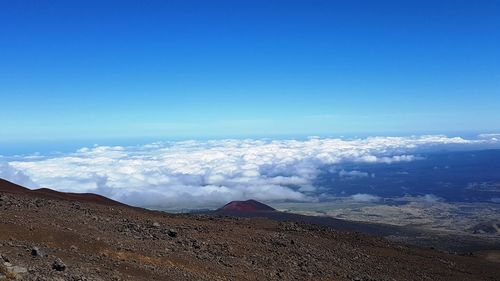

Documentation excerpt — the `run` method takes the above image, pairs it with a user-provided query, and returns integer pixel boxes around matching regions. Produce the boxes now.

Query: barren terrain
[1,179,500,280]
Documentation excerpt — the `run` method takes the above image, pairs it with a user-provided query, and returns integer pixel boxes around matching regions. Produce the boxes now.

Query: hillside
[218,199,276,212]
[1,179,500,280]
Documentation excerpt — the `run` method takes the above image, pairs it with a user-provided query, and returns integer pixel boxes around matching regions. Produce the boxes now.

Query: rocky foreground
[1,182,500,280]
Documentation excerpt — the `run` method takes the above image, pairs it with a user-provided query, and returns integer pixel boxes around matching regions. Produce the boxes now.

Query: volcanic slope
[1,179,499,280]
[218,199,276,212]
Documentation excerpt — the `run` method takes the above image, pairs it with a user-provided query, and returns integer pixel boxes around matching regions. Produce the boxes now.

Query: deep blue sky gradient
[1,0,499,141]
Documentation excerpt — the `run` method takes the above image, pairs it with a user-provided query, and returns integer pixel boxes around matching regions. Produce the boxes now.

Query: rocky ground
[1,191,500,280]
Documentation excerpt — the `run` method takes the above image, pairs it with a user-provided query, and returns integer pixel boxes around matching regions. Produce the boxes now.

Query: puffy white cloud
[0,162,38,188]
[490,198,500,204]
[478,133,500,141]
[339,170,369,179]
[350,193,381,202]
[421,194,443,203]
[3,135,497,209]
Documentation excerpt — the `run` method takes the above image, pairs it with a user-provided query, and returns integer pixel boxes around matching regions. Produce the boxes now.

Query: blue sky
[1,0,499,141]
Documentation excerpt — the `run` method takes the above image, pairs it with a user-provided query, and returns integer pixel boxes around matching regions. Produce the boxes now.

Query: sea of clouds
[1,135,498,209]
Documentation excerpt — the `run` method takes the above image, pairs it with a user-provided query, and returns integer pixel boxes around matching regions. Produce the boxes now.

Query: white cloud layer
[339,170,371,179]
[0,162,38,188]
[350,193,381,202]
[2,135,497,209]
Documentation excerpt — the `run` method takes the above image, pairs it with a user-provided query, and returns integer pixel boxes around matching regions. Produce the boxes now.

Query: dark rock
[52,258,66,271]
[0,254,9,262]
[31,247,47,257]
[167,229,177,238]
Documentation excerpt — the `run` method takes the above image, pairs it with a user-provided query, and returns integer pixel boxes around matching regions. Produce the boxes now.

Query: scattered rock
[31,247,47,257]
[167,229,177,238]
[1,261,27,279]
[0,254,8,263]
[1,184,500,280]
[52,258,66,271]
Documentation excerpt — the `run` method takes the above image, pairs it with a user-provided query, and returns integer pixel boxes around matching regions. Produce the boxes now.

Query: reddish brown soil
[218,199,276,212]
[0,179,125,207]
[1,179,500,280]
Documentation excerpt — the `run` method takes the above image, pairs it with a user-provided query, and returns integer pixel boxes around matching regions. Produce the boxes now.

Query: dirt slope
[218,199,276,212]
[1,179,499,280]
[0,179,124,207]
